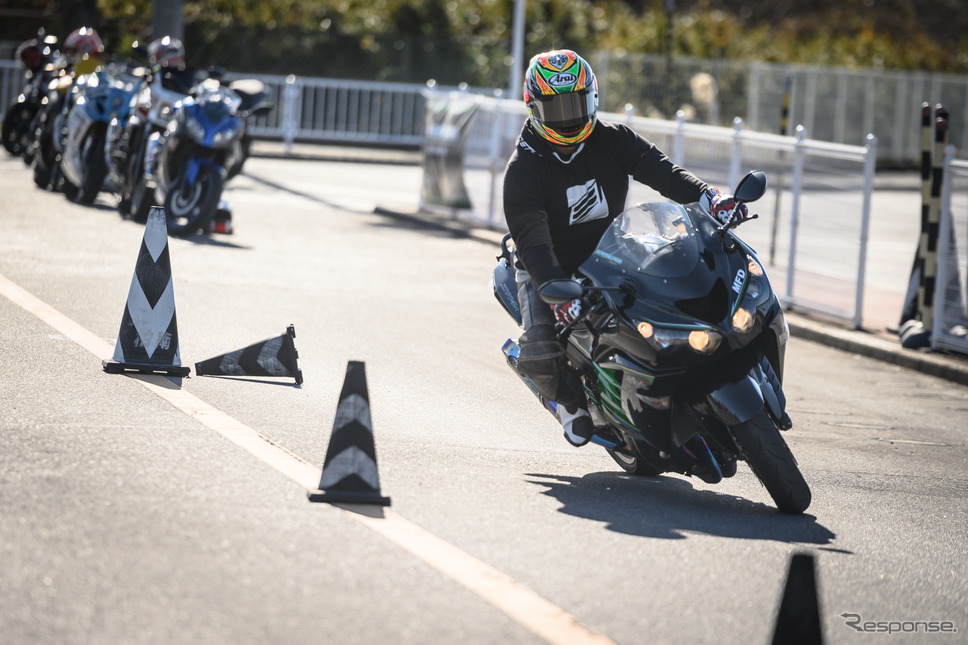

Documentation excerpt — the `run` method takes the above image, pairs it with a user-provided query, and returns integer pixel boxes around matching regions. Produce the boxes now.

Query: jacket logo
[566,180,609,225]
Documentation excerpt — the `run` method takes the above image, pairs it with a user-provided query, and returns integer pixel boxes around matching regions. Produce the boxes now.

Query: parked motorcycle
[493,170,811,514]
[59,64,141,204]
[135,75,268,235]
[2,35,59,159]
[110,56,195,223]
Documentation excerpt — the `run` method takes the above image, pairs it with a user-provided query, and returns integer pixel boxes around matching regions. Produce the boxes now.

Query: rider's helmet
[63,27,104,63]
[148,36,186,70]
[16,39,46,73]
[523,49,599,147]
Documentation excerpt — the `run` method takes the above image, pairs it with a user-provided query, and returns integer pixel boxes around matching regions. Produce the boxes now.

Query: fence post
[785,125,807,302]
[770,75,793,265]
[854,133,878,329]
[282,75,300,153]
[919,105,949,332]
[672,110,686,166]
[729,117,743,189]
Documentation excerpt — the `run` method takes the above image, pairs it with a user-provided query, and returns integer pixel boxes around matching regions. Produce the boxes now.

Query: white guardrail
[2,60,965,343]
[438,92,878,328]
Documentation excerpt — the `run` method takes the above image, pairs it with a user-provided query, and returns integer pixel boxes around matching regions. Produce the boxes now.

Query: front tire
[164,163,222,236]
[75,127,107,204]
[730,409,811,514]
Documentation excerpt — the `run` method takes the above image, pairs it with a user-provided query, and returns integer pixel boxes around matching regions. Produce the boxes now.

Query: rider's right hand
[552,299,583,325]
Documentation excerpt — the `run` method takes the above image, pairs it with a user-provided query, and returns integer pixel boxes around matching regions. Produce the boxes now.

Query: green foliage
[91,0,967,83]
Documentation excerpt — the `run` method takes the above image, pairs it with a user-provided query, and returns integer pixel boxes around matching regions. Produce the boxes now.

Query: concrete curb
[786,314,968,386]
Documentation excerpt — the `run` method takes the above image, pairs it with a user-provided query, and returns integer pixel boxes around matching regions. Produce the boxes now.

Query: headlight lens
[732,307,755,334]
[688,329,723,354]
[183,113,206,141]
[638,320,722,354]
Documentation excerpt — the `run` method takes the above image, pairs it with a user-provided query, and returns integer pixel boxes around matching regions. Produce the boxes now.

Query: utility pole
[663,0,675,116]
[151,0,184,40]
[509,0,526,100]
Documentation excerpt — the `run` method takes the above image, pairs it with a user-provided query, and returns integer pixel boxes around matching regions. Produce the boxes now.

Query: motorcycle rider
[503,49,746,447]
[63,27,104,75]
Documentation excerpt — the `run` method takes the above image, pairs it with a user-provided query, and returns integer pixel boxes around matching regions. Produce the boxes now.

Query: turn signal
[637,321,654,339]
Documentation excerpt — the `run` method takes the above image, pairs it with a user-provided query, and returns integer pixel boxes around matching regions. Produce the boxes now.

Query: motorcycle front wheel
[75,127,107,204]
[164,163,222,236]
[2,102,37,156]
[729,409,811,514]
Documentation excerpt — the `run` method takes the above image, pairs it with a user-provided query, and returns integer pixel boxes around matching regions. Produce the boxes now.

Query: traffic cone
[194,325,303,385]
[308,361,391,505]
[103,206,190,377]
[771,552,823,645]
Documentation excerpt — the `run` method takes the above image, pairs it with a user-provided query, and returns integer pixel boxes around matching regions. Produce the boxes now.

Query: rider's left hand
[701,187,748,225]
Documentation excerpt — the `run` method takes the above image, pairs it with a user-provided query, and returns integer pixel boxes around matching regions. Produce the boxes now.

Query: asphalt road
[1,152,966,645]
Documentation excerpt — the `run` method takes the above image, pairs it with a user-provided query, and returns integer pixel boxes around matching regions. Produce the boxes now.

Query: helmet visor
[530,88,595,133]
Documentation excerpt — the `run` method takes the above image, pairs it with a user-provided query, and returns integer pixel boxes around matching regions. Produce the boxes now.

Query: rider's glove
[700,186,748,225]
[552,299,582,325]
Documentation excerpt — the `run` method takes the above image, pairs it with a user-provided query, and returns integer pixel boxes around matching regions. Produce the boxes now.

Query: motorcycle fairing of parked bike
[493,170,811,514]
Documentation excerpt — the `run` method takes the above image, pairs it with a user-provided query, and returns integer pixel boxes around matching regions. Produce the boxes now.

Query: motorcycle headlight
[688,329,723,354]
[732,307,755,334]
[638,321,722,354]
[183,112,206,142]
[212,119,243,145]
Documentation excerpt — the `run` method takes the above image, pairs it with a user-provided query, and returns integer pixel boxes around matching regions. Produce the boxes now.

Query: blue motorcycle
[140,76,267,235]
[60,64,141,204]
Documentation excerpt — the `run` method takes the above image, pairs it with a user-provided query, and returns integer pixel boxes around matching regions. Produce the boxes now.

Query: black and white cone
[195,325,303,385]
[308,361,390,505]
[103,206,190,376]
[771,552,823,645]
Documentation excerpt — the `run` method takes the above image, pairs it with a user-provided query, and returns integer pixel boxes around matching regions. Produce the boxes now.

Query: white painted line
[1,272,617,645]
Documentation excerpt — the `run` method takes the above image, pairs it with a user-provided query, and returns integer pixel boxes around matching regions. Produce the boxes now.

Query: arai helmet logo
[548,72,577,87]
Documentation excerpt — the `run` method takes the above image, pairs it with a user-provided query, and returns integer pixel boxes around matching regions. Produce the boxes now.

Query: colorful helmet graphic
[148,36,186,70]
[63,27,103,62]
[523,49,599,146]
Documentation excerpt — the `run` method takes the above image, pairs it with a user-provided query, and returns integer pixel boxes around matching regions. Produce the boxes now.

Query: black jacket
[503,119,708,287]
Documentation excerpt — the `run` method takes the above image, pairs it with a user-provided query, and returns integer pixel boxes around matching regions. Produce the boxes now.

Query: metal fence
[434,92,877,328]
[4,55,968,166]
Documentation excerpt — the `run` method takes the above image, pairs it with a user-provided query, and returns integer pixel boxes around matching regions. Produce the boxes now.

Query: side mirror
[734,170,768,203]
[538,279,583,305]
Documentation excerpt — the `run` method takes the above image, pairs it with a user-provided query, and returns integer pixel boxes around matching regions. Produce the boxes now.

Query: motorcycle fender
[704,374,764,427]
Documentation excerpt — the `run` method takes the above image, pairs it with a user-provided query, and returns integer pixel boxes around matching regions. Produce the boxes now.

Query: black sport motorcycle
[493,171,811,514]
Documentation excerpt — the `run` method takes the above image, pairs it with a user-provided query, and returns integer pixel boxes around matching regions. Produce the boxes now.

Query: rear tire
[606,444,663,476]
[730,409,811,514]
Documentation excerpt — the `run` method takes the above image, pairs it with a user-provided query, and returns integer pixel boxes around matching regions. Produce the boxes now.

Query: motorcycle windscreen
[580,202,702,283]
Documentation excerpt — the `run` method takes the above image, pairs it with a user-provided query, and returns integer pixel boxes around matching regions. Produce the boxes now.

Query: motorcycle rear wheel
[730,409,811,514]
[164,163,222,236]
[606,445,663,477]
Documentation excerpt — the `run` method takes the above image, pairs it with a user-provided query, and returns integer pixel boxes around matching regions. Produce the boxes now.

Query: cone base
[103,359,191,377]
[307,488,391,506]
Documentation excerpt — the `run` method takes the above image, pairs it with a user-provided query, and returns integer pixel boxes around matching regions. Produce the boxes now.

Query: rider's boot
[557,404,594,447]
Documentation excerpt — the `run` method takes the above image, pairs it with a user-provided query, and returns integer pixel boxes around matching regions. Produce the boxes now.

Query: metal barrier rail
[447,94,877,328]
